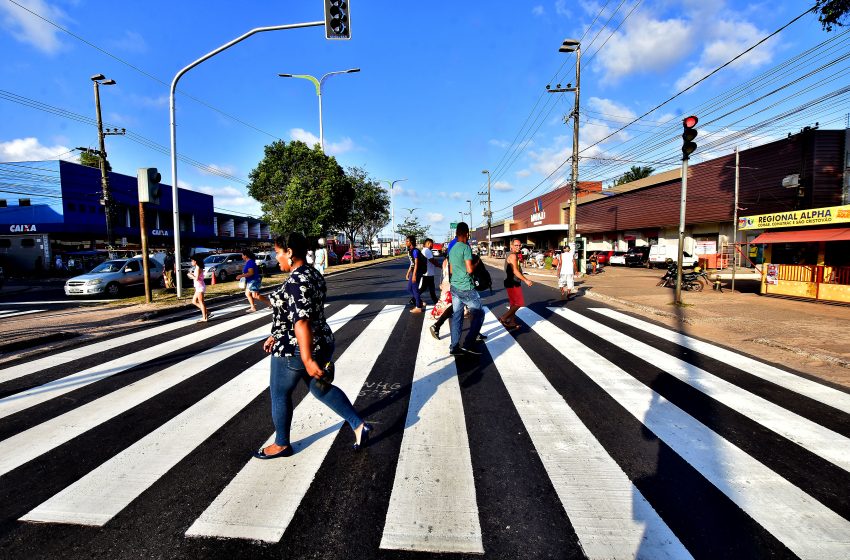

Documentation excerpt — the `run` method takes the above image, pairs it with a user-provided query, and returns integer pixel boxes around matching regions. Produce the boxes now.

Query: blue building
[0,160,269,273]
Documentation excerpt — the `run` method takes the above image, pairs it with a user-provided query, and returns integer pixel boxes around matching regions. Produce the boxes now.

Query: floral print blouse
[268,264,334,357]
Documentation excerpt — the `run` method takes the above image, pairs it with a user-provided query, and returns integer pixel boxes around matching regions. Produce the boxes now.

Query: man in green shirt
[448,222,484,356]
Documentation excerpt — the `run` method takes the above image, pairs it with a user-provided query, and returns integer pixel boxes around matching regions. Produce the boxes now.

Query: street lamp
[380,178,406,252]
[481,170,492,255]
[547,38,581,246]
[91,74,118,257]
[278,68,360,153]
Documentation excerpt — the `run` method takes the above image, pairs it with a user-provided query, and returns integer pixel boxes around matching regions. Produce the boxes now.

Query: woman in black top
[253,232,370,459]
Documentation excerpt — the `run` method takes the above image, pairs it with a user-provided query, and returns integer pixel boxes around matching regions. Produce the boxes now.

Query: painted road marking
[482,307,692,560]
[0,309,44,319]
[590,308,850,416]
[185,304,397,543]
[518,307,850,560]
[553,307,850,472]
[379,312,483,554]
[0,304,246,385]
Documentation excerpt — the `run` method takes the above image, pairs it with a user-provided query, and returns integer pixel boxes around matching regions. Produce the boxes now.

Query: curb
[581,288,694,324]
[751,338,850,369]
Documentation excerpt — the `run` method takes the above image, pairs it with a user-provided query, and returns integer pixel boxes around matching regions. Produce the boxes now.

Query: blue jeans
[450,286,484,350]
[407,277,422,307]
[269,348,362,446]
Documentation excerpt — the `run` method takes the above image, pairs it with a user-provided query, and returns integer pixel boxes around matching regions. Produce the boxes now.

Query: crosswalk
[1,301,849,559]
[0,308,45,320]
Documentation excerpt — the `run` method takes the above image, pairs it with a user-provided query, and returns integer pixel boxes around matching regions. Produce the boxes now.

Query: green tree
[339,167,390,259]
[813,0,850,31]
[614,165,654,186]
[395,216,429,243]
[247,140,353,237]
[79,149,112,172]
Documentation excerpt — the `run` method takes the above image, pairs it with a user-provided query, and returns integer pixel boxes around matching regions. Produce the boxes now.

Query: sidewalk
[482,257,850,389]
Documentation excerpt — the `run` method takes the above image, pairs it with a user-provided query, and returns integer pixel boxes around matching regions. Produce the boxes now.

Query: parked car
[64,257,163,297]
[327,250,339,266]
[608,251,628,266]
[202,253,243,282]
[340,250,361,264]
[256,251,277,272]
[624,246,651,267]
[648,245,698,268]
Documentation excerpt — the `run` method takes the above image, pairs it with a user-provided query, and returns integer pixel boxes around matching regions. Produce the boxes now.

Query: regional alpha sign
[9,224,37,232]
[738,204,850,230]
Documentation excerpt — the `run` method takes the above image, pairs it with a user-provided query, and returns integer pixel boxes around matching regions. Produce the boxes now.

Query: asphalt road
[0,259,848,559]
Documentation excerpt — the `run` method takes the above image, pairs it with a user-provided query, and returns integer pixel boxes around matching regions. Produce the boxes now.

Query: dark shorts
[506,286,524,307]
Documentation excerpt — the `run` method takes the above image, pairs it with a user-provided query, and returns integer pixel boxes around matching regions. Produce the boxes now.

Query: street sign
[450,222,458,229]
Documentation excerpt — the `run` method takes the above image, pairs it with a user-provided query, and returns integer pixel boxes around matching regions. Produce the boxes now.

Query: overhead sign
[9,224,37,233]
[530,197,546,225]
[738,204,850,230]
[450,222,458,229]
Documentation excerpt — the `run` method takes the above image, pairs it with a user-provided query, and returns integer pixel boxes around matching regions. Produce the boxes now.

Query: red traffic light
[683,115,698,128]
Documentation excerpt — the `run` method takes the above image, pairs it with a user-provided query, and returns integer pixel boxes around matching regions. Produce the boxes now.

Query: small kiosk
[738,204,850,303]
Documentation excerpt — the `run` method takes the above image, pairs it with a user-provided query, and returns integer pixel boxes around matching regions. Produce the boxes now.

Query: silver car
[202,253,243,283]
[64,257,163,297]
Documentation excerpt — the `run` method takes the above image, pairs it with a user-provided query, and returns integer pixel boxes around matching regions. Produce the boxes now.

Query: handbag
[238,277,247,289]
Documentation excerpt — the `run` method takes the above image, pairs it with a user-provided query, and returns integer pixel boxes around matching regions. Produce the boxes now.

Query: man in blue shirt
[448,222,484,356]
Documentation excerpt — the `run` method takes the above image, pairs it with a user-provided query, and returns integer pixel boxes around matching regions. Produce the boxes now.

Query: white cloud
[426,212,445,223]
[108,30,148,54]
[555,0,571,17]
[516,169,532,178]
[289,128,355,155]
[0,0,69,54]
[394,184,421,202]
[593,12,692,82]
[489,138,510,148]
[493,181,514,192]
[201,163,237,178]
[449,192,463,200]
[0,137,73,161]
[531,5,544,16]
[129,94,169,109]
[178,180,261,214]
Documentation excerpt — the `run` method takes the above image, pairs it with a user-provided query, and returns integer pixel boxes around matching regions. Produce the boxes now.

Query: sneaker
[410,307,423,314]
[429,325,439,340]
[475,334,487,343]
[449,346,465,356]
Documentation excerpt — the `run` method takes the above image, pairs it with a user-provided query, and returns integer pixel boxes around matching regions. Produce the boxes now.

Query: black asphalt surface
[0,258,848,559]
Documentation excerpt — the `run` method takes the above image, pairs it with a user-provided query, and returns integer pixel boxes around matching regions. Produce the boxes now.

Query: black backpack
[470,255,493,293]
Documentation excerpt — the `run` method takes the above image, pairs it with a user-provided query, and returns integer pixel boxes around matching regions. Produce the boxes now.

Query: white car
[202,253,243,282]
[608,252,627,266]
[65,257,163,297]
[256,251,276,271]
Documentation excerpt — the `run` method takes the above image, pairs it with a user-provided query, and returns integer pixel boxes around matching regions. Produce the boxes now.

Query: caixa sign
[9,224,37,233]
[151,229,170,236]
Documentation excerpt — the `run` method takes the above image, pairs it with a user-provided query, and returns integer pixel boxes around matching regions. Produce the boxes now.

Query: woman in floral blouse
[253,232,370,459]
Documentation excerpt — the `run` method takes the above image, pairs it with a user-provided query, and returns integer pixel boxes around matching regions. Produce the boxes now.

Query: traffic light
[324,0,351,40]
[137,167,161,205]
[682,115,698,160]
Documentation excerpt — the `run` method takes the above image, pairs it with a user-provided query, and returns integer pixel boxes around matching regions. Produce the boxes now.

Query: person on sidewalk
[448,222,485,356]
[420,238,440,306]
[255,232,370,459]
[163,250,175,289]
[499,238,533,330]
[588,251,598,275]
[188,254,210,322]
[556,244,576,301]
[405,235,427,314]
[237,250,263,312]
[314,238,328,275]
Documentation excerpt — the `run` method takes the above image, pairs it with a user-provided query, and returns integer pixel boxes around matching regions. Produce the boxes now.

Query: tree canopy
[79,150,112,172]
[395,216,430,243]
[338,166,390,256]
[247,140,354,237]
[813,0,850,31]
[614,165,654,186]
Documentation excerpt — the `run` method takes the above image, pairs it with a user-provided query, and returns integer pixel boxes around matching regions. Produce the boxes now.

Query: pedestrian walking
[556,244,576,301]
[499,238,533,330]
[405,235,426,314]
[589,251,598,275]
[163,250,175,289]
[448,222,485,356]
[313,238,328,275]
[188,254,210,322]
[420,238,440,305]
[54,255,63,271]
[237,249,263,312]
[253,232,370,459]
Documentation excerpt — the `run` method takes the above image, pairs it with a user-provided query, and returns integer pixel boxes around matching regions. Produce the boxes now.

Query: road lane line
[590,307,850,415]
[482,308,692,560]
[553,307,850,472]
[518,307,850,560]
[0,309,265,421]
[0,305,246,384]
[0,309,44,318]
[185,305,401,543]
[378,314,483,554]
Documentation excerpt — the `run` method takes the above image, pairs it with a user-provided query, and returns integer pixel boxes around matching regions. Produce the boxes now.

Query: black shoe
[253,445,293,459]
[460,345,482,355]
[449,346,466,356]
[353,423,371,452]
[430,325,439,340]
[408,298,416,306]
[476,333,487,342]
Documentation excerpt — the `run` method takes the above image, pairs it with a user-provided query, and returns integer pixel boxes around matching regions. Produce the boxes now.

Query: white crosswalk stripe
[518,307,850,560]
[379,309,483,554]
[0,309,44,319]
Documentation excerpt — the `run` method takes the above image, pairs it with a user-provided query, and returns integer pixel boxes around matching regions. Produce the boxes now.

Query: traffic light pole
[675,157,689,305]
[139,201,152,304]
[169,20,323,298]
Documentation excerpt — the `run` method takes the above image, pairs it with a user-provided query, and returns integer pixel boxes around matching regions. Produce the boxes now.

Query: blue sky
[1,1,846,241]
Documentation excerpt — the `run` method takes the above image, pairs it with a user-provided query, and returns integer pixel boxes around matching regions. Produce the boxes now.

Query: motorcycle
[658,263,709,291]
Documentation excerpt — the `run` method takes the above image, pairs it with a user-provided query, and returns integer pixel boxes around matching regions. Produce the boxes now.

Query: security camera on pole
[675,116,698,305]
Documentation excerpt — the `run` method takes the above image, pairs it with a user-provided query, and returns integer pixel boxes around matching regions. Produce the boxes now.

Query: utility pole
[91,74,124,258]
[732,147,739,294]
[480,170,492,256]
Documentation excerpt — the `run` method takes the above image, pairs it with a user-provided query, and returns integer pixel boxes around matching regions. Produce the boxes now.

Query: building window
[19,198,31,206]
[0,199,8,208]
[21,238,35,248]
[0,239,11,248]
[68,202,76,211]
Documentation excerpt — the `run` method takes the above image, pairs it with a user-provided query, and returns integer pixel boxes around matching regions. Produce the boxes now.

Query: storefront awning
[491,224,570,239]
[750,227,850,244]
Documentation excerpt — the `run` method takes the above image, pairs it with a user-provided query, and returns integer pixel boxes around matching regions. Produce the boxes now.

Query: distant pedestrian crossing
[1,301,849,559]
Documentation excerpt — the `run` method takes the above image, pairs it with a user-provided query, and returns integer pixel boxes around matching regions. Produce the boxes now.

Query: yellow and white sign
[738,204,850,230]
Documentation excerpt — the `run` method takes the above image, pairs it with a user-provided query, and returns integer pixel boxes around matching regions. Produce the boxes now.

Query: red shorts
[506,286,524,307]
